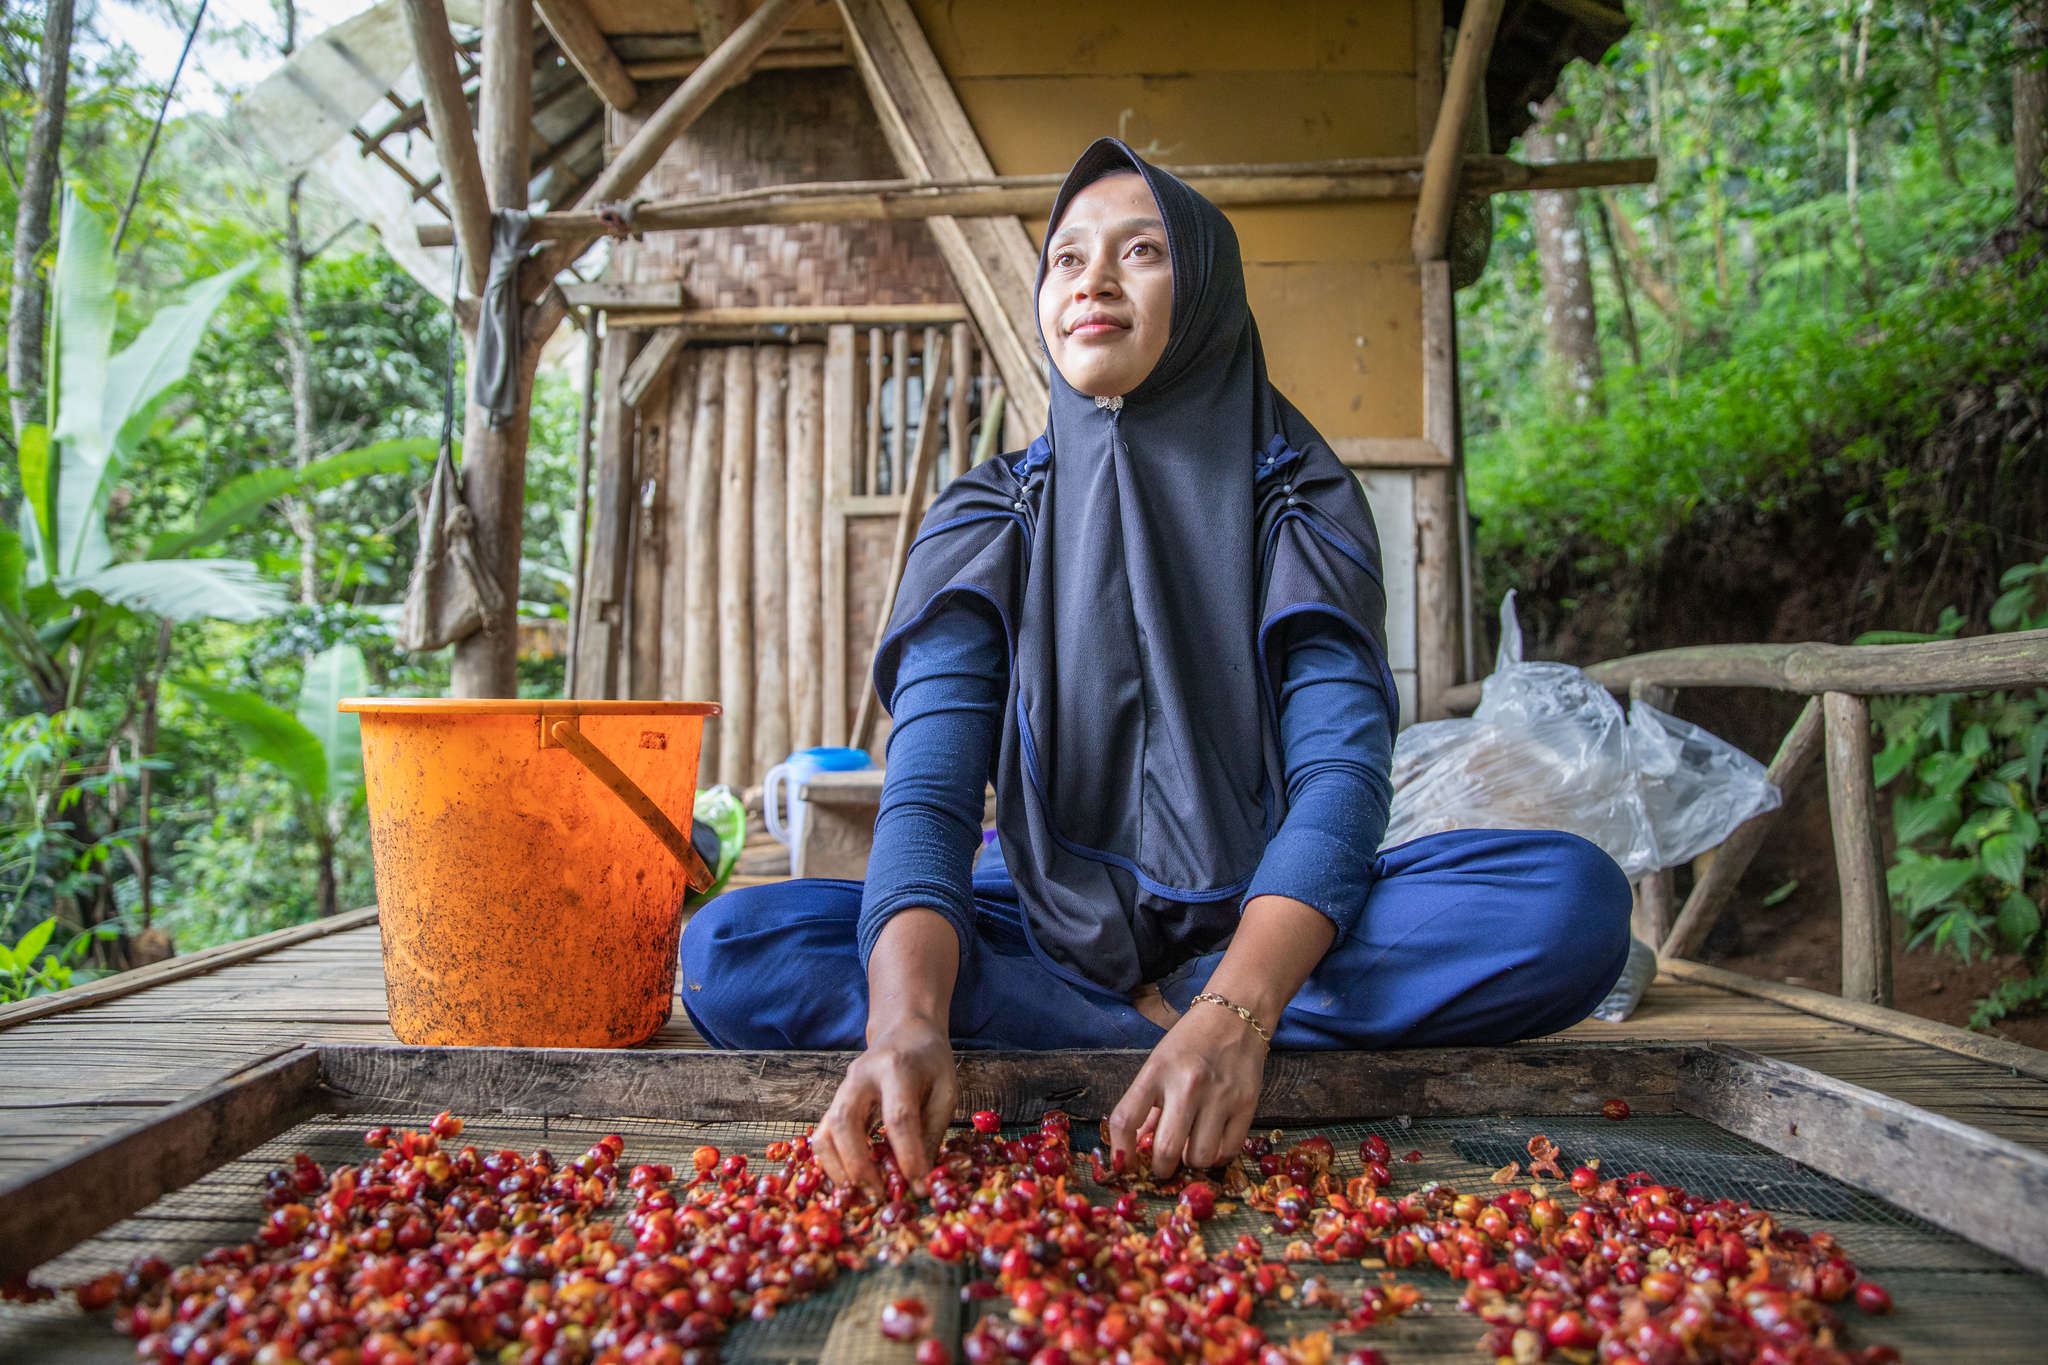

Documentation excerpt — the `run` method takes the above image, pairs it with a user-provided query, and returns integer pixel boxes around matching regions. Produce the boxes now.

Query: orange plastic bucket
[340,699,720,1047]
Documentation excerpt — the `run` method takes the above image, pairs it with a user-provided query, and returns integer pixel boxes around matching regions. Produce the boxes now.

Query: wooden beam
[852,328,951,750]
[1679,1046,2048,1275]
[528,0,814,288]
[1443,628,2048,712]
[836,0,1048,436]
[625,44,847,80]
[620,324,687,408]
[607,303,970,328]
[1328,436,1450,468]
[0,1050,324,1284]
[560,280,688,309]
[1659,696,1826,961]
[1413,0,1506,263]
[1414,259,1461,717]
[1826,690,1892,1007]
[1656,956,2048,1082]
[398,0,492,296]
[534,0,638,111]
[314,1040,1683,1125]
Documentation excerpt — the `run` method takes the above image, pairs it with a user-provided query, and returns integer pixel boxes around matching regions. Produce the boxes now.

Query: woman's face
[1037,171,1173,399]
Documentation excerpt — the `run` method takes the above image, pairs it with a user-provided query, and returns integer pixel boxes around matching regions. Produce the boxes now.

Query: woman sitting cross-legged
[679,138,1631,1194]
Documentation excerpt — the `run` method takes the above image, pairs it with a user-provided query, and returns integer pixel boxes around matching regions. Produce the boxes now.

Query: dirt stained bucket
[340,699,720,1047]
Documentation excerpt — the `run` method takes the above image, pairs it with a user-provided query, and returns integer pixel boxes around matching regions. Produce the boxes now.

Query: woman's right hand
[813,1019,957,1195]
[813,907,962,1196]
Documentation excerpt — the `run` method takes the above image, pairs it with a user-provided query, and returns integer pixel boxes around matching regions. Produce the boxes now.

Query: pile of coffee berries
[38,1108,1906,1365]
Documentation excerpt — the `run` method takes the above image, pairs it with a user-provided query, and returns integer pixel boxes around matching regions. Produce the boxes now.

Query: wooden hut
[377,0,1646,789]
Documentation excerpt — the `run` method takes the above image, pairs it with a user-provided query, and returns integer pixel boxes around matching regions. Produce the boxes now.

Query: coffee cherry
[916,1340,952,1365]
[971,1110,1001,1134]
[879,1295,932,1341]
[1602,1097,1632,1121]
[1855,1282,1894,1314]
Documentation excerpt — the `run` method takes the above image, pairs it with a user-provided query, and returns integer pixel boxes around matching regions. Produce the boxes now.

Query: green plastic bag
[685,785,747,907]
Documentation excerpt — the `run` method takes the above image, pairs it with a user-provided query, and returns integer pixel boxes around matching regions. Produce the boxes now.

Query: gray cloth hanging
[471,208,532,429]
[395,447,505,651]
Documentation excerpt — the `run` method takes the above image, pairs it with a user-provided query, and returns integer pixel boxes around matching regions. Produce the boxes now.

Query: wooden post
[451,0,533,699]
[573,330,636,698]
[822,326,858,746]
[1660,696,1826,961]
[681,352,724,770]
[659,349,701,703]
[852,329,950,750]
[1631,681,1679,945]
[399,0,492,296]
[786,345,827,752]
[1826,691,1892,1007]
[752,346,791,778]
[629,372,669,697]
[947,321,971,481]
[717,346,757,787]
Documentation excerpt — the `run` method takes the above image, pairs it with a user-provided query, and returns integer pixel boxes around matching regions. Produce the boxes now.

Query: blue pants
[678,828,1631,1051]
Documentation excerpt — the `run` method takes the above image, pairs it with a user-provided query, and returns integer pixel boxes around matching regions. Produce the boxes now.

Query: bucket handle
[546,719,716,893]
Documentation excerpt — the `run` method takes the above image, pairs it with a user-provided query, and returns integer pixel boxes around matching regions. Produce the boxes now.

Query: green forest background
[1,1,2044,1033]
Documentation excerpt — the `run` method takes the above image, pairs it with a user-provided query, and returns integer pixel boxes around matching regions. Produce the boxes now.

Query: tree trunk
[315,823,338,918]
[1525,94,1603,415]
[7,0,75,438]
[1591,196,1643,370]
[1927,13,1963,188]
[1843,6,1878,303]
[2019,0,2048,208]
[284,175,320,605]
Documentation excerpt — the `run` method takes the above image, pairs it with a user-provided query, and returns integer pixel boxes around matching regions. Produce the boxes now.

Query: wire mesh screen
[5,1108,2045,1363]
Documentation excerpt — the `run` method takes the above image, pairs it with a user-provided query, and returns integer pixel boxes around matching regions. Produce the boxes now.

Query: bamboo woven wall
[609,68,960,309]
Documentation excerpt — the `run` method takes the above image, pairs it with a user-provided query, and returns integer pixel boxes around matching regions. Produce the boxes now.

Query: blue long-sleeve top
[855,598,1395,975]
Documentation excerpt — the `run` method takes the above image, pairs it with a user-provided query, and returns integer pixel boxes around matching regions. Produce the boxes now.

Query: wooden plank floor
[6,909,2048,1194]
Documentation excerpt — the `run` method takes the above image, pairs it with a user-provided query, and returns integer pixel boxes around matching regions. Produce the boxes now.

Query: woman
[680,138,1630,1196]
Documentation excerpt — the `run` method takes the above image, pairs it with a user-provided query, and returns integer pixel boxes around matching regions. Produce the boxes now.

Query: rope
[113,0,210,253]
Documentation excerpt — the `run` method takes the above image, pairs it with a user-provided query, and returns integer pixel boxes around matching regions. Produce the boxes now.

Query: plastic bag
[1384,593,1784,1020]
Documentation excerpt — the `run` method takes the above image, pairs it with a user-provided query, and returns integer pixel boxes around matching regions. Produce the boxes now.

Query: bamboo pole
[398,0,492,295]
[786,344,826,752]
[681,351,724,766]
[629,371,668,698]
[566,320,599,696]
[659,349,701,703]
[822,327,857,746]
[1413,0,1506,263]
[752,347,790,779]
[851,329,950,750]
[889,327,909,495]
[947,322,971,482]
[864,326,884,496]
[716,346,756,787]
[573,327,637,697]
[421,157,1661,247]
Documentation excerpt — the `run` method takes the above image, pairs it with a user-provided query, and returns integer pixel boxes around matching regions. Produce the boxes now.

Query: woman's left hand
[1108,998,1268,1178]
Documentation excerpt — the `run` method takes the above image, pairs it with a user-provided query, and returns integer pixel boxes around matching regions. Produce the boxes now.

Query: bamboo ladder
[1444,630,2048,1007]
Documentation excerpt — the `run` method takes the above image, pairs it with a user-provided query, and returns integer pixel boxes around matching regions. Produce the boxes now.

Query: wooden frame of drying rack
[5,1041,2048,1287]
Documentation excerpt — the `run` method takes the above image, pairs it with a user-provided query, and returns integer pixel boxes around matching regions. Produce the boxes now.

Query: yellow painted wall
[911,0,1429,440]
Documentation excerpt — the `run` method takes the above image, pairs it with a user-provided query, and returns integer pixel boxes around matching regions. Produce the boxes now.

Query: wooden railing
[1440,629,2048,1008]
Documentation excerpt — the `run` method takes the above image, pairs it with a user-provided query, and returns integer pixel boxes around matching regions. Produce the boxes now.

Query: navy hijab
[876,138,1399,997]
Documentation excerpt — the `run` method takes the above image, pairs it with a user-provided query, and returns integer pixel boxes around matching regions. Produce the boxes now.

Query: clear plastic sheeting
[1386,591,1781,881]
[1385,593,1783,1020]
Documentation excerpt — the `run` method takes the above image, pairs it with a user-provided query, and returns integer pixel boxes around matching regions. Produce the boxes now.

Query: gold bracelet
[1189,991,1272,1043]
